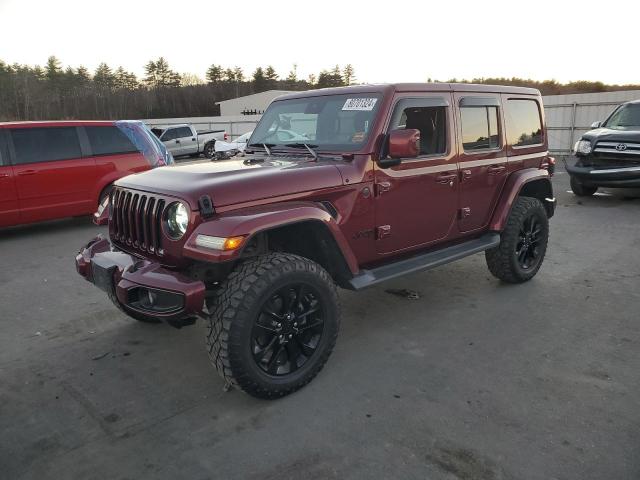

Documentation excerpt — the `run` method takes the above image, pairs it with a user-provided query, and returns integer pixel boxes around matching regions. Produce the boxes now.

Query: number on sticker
[342,98,378,111]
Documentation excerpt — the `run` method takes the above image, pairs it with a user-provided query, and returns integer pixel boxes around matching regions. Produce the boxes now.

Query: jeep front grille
[110,188,166,256]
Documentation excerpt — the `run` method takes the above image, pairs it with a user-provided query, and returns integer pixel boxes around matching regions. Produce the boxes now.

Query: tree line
[0,56,638,121]
[0,56,357,121]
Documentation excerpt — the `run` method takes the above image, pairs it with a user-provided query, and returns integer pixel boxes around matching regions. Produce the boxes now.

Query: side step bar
[347,233,500,290]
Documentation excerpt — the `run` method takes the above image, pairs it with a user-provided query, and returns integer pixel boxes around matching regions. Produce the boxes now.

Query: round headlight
[166,202,189,239]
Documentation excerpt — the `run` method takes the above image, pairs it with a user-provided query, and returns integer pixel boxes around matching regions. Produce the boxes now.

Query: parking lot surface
[1,167,639,480]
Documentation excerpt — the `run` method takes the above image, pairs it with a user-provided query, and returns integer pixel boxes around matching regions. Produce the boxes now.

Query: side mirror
[590,121,602,129]
[378,129,420,168]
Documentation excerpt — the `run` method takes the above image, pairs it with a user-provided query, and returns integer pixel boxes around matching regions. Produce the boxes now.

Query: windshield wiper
[286,143,320,161]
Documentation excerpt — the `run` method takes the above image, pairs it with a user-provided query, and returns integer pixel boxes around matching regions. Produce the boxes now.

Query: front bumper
[567,157,640,188]
[75,235,206,322]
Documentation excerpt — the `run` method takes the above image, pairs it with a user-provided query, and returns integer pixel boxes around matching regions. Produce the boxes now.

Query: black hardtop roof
[275,83,540,101]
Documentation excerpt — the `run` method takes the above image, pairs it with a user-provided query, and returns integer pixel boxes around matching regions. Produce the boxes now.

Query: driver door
[374,94,459,254]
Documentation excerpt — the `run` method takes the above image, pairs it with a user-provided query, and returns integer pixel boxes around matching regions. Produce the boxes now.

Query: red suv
[0,120,172,228]
[77,84,555,398]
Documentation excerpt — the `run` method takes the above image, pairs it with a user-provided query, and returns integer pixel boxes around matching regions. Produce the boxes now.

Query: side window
[11,127,82,164]
[460,107,500,152]
[175,127,193,138]
[390,105,447,156]
[86,126,138,156]
[505,99,543,147]
[162,129,178,141]
[0,131,6,166]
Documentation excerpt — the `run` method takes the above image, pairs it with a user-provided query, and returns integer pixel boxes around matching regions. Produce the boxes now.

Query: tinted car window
[11,127,81,164]
[162,129,178,141]
[461,107,500,151]
[86,126,138,156]
[505,99,543,147]
[175,127,192,138]
[0,131,6,166]
[390,105,447,156]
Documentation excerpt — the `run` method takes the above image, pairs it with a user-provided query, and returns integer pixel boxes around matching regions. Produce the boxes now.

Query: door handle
[175,139,181,144]
[436,173,457,185]
[0,173,9,179]
[488,165,506,174]
[18,169,37,176]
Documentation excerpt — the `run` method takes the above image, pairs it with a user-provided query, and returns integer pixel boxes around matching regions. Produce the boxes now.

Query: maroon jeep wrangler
[76,84,555,398]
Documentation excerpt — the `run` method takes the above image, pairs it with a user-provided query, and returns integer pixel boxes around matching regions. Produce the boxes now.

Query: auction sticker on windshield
[342,98,378,111]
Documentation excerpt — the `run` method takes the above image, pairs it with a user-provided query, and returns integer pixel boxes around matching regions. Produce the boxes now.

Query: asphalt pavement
[1,167,639,480]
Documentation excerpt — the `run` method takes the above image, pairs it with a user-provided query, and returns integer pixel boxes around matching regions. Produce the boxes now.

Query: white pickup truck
[151,124,227,158]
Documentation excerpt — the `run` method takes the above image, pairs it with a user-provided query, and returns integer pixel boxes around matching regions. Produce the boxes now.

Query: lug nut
[293,322,297,327]
[288,334,293,339]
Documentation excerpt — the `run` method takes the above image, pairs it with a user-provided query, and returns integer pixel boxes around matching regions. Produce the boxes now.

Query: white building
[216,90,295,116]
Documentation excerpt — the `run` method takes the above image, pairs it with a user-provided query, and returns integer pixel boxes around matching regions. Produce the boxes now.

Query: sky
[0,0,637,85]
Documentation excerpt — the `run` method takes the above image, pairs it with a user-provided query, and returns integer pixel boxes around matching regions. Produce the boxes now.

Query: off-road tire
[204,142,216,159]
[107,288,162,324]
[570,176,597,196]
[485,196,549,284]
[204,253,340,399]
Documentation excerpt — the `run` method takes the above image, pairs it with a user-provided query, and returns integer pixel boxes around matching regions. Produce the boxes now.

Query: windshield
[250,93,382,152]
[604,103,640,129]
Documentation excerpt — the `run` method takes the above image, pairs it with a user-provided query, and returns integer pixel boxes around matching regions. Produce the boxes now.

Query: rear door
[0,130,20,227]
[10,126,98,223]
[454,94,508,233]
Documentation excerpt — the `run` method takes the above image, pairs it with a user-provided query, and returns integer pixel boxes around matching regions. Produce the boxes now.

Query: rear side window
[0,131,6,166]
[460,107,500,151]
[86,126,138,156]
[11,127,81,164]
[505,99,543,147]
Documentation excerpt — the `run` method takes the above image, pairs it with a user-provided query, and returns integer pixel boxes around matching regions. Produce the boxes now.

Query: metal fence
[543,90,640,154]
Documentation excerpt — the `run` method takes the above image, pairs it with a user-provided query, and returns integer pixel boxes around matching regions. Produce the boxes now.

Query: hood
[582,127,640,144]
[115,155,345,208]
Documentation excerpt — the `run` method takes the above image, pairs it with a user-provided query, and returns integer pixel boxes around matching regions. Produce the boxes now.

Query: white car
[214,131,252,159]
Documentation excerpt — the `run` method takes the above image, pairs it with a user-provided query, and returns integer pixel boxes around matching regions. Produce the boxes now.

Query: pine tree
[252,67,267,92]
[206,64,223,84]
[94,63,115,89]
[342,64,355,85]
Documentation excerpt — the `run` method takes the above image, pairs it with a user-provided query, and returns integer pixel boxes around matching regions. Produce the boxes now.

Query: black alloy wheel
[251,284,324,376]
[205,253,340,398]
[516,215,543,270]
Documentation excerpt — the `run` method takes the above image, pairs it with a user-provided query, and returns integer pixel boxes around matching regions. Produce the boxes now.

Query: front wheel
[204,253,340,399]
[485,196,549,283]
[570,176,598,196]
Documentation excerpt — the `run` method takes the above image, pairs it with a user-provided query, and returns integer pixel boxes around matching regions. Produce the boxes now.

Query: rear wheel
[486,196,549,283]
[204,142,216,159]
[204,253,340,399]
[570,176,597,196]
